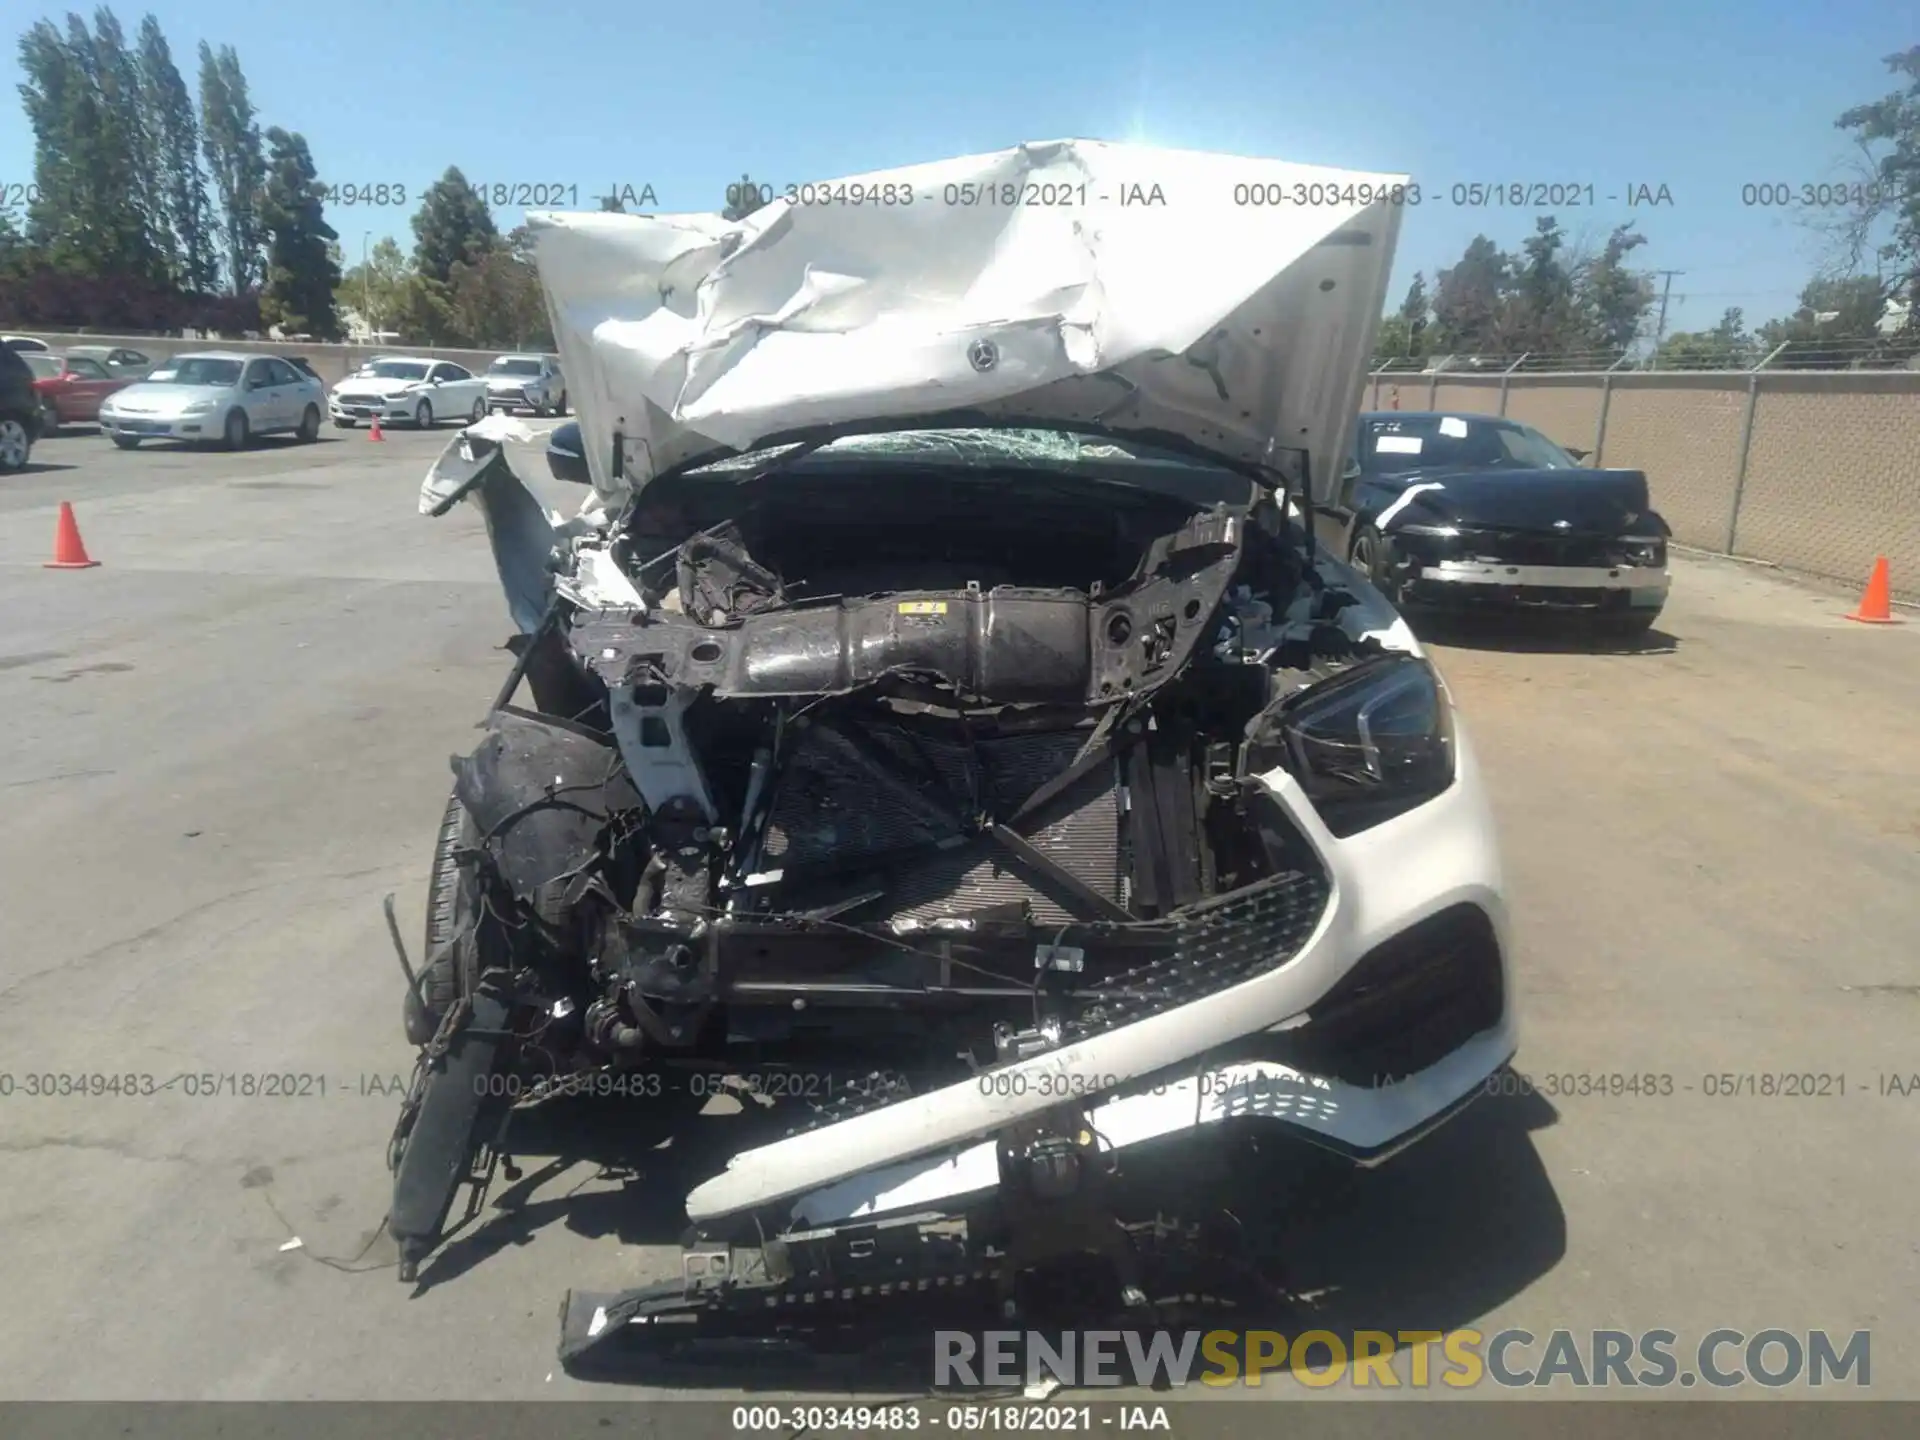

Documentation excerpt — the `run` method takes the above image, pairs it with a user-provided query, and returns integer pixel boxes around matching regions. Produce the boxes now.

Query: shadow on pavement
[1413,609,1679,656]
[433,1084,1566,1392]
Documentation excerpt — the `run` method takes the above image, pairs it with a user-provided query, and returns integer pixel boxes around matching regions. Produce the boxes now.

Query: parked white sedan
[97,352,327,449]
[329,356,489,429]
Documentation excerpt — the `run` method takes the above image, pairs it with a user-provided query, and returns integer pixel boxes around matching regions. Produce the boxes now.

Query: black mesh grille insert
[1281,902,1504,1085]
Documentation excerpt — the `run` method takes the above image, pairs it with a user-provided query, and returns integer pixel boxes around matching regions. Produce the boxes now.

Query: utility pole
[1651,270,1684,350]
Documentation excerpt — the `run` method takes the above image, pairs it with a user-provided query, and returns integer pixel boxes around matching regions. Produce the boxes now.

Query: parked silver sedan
[97,351,327,449]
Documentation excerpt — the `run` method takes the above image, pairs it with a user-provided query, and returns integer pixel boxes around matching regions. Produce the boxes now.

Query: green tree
[1655,307,1754,369]
[136,13,218,293]
[1428,236,1511,355]
[336,235,411,336]
[198,40,265,293]
[17,13,168,282]
[1573,223,1653,355]
[722,172,770,221]
[1832,46,1920,322]
[446,225,552,349]
[1504,216,1582,352]
[1756,275,1888,365]
[410,167,497,285]
[257,126,341,339]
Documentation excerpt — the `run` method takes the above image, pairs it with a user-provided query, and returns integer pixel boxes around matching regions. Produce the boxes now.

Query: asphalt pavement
[0,421,1915,1400]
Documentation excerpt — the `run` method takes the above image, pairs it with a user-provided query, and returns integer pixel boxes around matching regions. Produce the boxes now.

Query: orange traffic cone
[43,501,100,570]
[1844,556,1898,623]
[369,414,384,441]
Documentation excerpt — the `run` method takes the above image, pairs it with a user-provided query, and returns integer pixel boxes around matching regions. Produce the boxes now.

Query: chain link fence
[1368,353,1920,605]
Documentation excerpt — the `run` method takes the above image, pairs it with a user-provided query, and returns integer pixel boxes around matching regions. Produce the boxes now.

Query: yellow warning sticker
[897,600,948,615]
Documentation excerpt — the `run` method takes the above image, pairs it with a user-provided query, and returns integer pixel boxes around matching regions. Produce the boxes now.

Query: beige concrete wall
[1366,367,1920,604]
[24,331,503,387]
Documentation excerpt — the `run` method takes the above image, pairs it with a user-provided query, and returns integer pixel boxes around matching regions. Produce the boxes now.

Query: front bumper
[486,387,542,411]
[1413,557,1670,610]
[686,721,1517,1226]
[99,412,213,439]
[330,396,417,422]
[1386,528,1669,611]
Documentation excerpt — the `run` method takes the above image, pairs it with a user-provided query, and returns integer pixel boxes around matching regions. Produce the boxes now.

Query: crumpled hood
[528,138,1405,509]
[1381,467,1656,533]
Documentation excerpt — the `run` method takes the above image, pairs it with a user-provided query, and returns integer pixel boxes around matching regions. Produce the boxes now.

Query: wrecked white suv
[386,139,1516,1367]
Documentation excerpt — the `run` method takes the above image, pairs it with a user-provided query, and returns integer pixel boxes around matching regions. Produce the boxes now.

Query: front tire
[1348,522,1400,606]
[111,435,140,450]
[414,398,433,430]
[0,416,32,472]
[469,396,486,424]
[40,400,60,436]
[1597,608,1661,640]
[407,789,478,1046]
[222,408,249,451]
[555,391,567,416]
[296,404,321,442]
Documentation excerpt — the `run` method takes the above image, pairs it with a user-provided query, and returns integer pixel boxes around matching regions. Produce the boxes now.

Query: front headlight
[1260,654,1456,837]
[181,399,214,414]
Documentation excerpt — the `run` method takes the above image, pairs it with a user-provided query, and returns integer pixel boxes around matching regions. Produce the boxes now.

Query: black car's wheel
[414,398,433,430]
[333,416,355,428]
[222,408,249,451]
[111,435,140,450]
[407,789,478,1046]
[295,404,321,442]
[1348,522,1400,604]
[555,391,566,415]
[40,400,60,435]
[0,416,32,472]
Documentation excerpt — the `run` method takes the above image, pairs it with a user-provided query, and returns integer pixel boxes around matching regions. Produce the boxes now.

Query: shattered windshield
[681,428,1259,505]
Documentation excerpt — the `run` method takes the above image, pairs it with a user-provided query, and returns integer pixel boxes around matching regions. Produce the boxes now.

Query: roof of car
[64,344,121,356]
[363,354,440,363]
[164,350,259,363]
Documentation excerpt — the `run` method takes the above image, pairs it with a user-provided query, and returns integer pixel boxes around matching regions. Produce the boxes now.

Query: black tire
[1348,522,1399,604]
[40,400,61,436]
[296,404,321,442]
[555,391,566,416]
[111,435,140,450]
[407,789,478,1046]
[333,417,355,428]
[0,415,32,473]
[414,398,433,430]
[469,396,486,424]
[223,408,249,451]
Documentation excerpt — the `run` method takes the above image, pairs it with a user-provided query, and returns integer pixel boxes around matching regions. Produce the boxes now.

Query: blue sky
[1,0,1912,338]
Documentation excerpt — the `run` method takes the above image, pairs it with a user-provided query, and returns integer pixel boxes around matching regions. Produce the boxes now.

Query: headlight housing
[181,399,214,414]
[1253,654,1456,837]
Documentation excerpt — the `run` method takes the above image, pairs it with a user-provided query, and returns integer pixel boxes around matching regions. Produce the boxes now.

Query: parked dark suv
[0,343,44,473]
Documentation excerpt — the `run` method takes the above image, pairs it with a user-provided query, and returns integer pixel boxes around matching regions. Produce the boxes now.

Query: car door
[239,358,283,430]
[269,359,311,427]
[61,356,115,420]
[435,362,478,412]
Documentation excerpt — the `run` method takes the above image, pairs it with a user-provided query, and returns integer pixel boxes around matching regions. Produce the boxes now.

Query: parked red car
[26,352,140,434]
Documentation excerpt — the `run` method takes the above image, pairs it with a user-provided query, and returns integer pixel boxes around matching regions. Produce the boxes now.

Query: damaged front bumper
[693,740,1513,1226]
[1386,526,1669,612]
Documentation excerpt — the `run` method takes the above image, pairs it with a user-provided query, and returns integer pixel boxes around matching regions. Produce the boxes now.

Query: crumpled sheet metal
[526,138,1406,507]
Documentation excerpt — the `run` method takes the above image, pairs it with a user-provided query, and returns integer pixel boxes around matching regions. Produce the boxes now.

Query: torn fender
[420,420,639,632]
